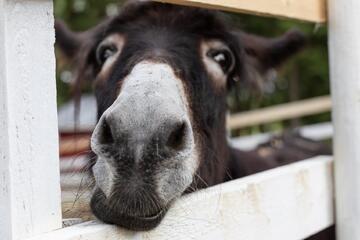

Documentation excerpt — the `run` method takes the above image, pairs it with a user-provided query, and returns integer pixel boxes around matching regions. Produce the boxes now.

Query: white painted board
[0,0,62,239]
[328,0,360,238]
[31,156,334,240]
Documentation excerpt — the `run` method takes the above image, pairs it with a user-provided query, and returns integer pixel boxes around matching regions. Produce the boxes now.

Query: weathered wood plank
[31,156,334,240]
[155,0,327,22]
[62,190,92,221]
[227,96,331,129]
[0,1,62,239]
[328,0,360,238]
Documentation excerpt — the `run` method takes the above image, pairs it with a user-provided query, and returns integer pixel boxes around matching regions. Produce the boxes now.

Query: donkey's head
[56,1,305,231]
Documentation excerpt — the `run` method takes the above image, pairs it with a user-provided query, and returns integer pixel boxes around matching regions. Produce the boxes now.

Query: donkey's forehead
[104,2,228,38]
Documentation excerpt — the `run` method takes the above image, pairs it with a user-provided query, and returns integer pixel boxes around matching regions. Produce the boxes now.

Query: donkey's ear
[55,18,115,60]
[55,20,84,59]
[236,29,306,73]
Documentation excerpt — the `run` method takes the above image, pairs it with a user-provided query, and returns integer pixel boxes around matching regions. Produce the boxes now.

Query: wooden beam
[31,156,334,240]
[155,0,327,22]
[61,191,92,221]
[227,96,331,129]
[0,1,62,239]
[60,135,91,157]
[328,0,360,238]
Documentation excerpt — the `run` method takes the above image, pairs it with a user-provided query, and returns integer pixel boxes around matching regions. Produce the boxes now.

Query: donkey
[56,1,333,238]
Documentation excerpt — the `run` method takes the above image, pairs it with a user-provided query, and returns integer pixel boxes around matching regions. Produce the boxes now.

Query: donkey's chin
[90,188,170,231]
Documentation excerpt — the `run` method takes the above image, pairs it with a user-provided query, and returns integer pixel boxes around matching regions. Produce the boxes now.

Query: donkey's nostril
[99,118,115,145]
[166,122,187,151]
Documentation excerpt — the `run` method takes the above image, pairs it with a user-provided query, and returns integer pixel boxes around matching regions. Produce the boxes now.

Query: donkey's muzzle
[89,62,196,230]
[92,113,190,157]
[90,188,167,231]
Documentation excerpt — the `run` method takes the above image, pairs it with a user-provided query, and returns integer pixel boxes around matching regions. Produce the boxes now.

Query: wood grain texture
[328,0,360,238]
[227,96,332,129]
[33,156,334,240]
[0,1,62,239]
[155,0,327,22]
[60,135,91,157]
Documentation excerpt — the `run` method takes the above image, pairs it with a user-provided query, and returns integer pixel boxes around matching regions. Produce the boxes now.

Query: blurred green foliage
[55,0,330,135]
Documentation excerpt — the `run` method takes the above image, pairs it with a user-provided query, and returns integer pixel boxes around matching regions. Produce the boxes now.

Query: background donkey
[55,1,333,239]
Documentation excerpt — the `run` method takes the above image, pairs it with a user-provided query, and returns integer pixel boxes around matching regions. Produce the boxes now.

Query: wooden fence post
[0,0,62,239]
[328,0,360,239]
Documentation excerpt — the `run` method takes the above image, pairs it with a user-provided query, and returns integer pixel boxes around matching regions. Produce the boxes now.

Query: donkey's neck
[188,111,230,191]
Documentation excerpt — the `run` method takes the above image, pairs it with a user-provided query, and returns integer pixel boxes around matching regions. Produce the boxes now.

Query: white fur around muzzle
[91,61,199,201]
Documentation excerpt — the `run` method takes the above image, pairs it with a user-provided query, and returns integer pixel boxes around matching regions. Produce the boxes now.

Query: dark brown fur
[56,1,333,238]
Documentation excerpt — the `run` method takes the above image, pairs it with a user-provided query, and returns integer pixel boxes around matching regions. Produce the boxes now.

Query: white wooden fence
[0,0,358,239]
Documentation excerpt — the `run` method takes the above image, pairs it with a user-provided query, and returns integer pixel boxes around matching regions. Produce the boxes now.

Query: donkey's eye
[96,44,118,65]
[207,49,234,73]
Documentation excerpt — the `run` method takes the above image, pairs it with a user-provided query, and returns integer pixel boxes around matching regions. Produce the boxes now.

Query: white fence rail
[31,156,334,240]
[0,1,61,240]
[328,0,360,238]
[228,96,331,130]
